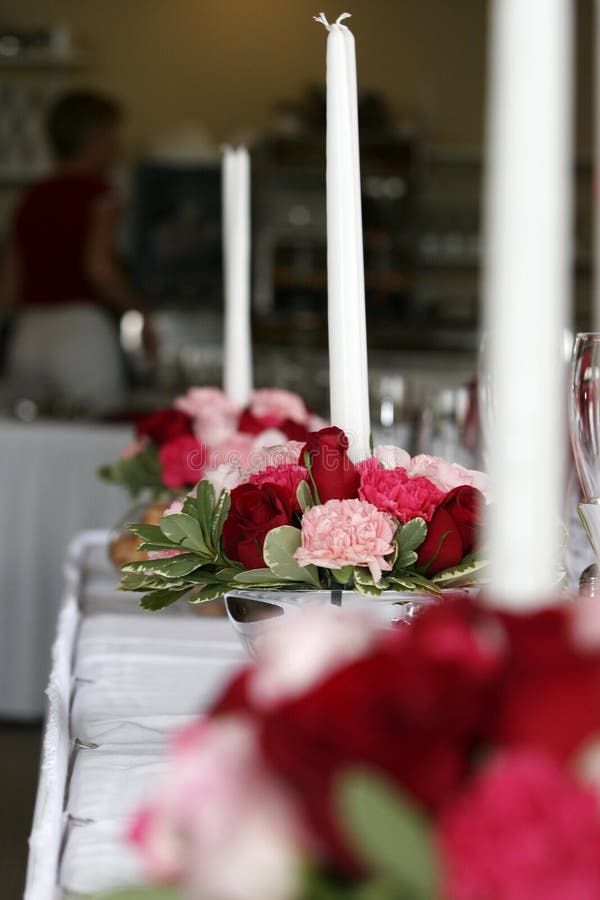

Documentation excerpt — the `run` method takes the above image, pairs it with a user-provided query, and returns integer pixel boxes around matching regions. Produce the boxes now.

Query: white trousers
[7,303,126,415]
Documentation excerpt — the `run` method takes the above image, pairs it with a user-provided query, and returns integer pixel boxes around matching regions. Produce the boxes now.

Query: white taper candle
[222,146,253,408]
[484,0,573,607]
[316,12,370,461]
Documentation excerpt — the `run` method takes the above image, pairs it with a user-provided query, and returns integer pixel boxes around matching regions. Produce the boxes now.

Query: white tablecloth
[25,531,246,900]
[0,419,132,718]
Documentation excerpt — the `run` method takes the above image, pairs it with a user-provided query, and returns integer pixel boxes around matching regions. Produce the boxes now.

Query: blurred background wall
[4,0,494,150]
[0,0,595,422]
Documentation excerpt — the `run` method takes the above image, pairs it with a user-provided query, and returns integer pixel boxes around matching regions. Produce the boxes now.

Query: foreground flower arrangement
[100,387,324,499]
[106,597,600,900]
[118,427,488,608]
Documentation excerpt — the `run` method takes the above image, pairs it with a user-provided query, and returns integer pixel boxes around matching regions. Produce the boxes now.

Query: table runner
[25,531,247,900]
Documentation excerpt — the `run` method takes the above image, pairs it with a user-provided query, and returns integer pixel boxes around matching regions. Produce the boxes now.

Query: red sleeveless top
[13,173,112,307]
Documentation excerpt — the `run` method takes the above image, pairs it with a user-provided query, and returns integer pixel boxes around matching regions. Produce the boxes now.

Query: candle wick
[313,12,330,30]
[313,12,352,31]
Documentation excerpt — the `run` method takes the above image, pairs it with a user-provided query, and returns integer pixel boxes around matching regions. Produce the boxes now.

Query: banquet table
[25,530,247,900]
[0,418,132,719]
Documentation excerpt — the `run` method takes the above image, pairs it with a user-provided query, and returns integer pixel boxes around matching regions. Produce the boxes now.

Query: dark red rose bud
[300,427,360,503]
[440,486,484,557]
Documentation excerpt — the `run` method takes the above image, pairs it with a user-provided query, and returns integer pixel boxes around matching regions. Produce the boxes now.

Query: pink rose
[439,750,600,900]
[294,498,396,584]
[373,445,411,470]
[357,457,445,523]
[130,716,304,900]
[207,433,255,469]
[249,388,309,426]
[248,464,308,509]
[175,387,239,449]
[246,441,306,474]
[202,463,246,498]
[408,454,488,497]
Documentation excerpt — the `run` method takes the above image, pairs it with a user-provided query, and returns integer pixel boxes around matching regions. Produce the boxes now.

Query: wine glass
[569,333,600,570]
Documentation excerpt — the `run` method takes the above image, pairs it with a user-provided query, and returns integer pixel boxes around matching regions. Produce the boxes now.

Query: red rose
[491,606,600,762]
[237,409,268,436]
[279,419,311,443]
[416,507,464,576]
[159,434,206,490]
[259,602,502,872]
[440,486,483,556]
[136,408,192,445]
[238,409,311,444]
[223,482,296,569]
[300,427,359,503]
[417,486,484,576]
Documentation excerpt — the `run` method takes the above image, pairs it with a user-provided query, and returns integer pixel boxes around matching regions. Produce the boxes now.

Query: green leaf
[263,526,321,587]
[336,769,437,900]
[332,565,354,586]
[233,568,292,587]
[159,514,211,556]
[353,567,384,596]
[140,587,189,611]
[123,553,205,579]
[296,479,314,512]
[396,518,427,554]
[211,489,231,548]
[432,555,489,586]
[128,524,175,547]
[303,450,322,505]
[196,479,216,526]
[95,886,181,900]
[388,572,441,596]
[188,583,224,604]
[119,572,156,591]
[98,444,166,499]
[395,550,418,569]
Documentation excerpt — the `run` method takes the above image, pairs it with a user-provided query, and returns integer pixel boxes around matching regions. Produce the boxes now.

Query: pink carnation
[294,498,396,583]
[357,457,445,523]
[408,454,488,498]
[439,750,600,900]
[248,464,308,506]
[249,389,309,425]
[175,387,239,448]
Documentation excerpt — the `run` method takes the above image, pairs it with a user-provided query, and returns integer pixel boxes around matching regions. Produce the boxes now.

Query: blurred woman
[1,90,153,415]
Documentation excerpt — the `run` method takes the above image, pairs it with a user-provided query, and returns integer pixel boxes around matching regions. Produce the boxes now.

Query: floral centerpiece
[100,387,324,500]
[106,595,600,900]
[119,426,488,609]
